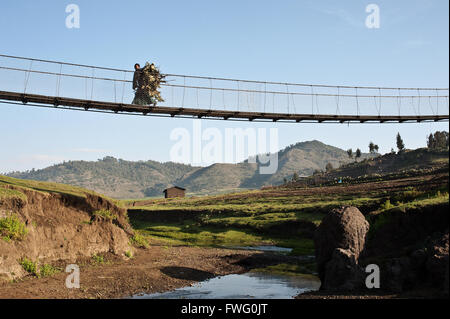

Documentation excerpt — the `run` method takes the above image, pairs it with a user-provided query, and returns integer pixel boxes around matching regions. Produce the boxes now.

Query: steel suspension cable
[1,53,448,91]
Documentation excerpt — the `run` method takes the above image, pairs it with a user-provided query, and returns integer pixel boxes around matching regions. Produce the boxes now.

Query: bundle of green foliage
[140,62,165,105]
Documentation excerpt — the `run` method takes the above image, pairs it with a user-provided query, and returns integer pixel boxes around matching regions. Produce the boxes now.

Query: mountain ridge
[7,140,373,198]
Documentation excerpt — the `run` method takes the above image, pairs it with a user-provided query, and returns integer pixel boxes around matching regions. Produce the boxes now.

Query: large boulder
[321,248,366,291]
[382,256,416,292]
[426,231,449,294]
[380,231,449,294]
[315,206,370,290]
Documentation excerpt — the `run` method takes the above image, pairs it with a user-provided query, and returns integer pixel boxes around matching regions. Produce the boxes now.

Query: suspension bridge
[0,54,448,124]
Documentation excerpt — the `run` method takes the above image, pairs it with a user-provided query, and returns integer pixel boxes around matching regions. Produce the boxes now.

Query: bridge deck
[0,90,448,123]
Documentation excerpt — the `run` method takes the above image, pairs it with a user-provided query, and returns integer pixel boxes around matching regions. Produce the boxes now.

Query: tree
[396,133,405,153]
[435,131,447,149]
[369,142,379,154]
[428,131,449,150]
[292,172,299,182]
[355,148,362,161]
[369,142,375,153]
[347,149,353,159]
[325,163,334,172]
[427,133,435,149]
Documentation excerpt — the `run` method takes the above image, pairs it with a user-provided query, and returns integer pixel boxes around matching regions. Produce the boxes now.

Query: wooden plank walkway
[0,90,448,123]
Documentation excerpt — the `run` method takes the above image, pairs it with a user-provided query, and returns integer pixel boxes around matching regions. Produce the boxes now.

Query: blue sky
[0,0,448,172]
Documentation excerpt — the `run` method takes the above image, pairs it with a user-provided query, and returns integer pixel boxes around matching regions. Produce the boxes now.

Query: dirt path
[0,245,267,299]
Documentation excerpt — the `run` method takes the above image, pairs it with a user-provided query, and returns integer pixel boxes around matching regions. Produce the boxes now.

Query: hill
[0,175,134,282]
[7,156,197,199]
[288,148,449,187]
[7,140,372,198]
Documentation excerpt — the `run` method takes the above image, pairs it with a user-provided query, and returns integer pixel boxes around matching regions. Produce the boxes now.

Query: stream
[131,246,320,299]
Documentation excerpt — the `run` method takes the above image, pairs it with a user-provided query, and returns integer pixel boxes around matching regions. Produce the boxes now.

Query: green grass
[127,170,448,258]
[136,221,272,247]
[130,232,149,248]
[92,254,105,264]
[0,175,121,206]
[0,187,27,201]
[0,214,28,241]
[380,199,393,211]
[91,209,117,220]
[0,175,92,198]
[369,191,449,238]
[251,262,318,276]
[20,258,38,276]
[132,197,380,221]
[19,258,60,278]
[201,211,323,230]
[39,264,60,277]
[379,190,448,213]
[132,218,317,255]
[127,192,380,256]
[276,238,315,256]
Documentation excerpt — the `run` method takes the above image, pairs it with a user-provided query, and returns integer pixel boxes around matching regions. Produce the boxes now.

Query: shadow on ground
[160,266,216,281]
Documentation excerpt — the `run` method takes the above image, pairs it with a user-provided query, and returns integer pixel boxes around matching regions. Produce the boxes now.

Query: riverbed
[131,245,320,299]
[132,271,320,299]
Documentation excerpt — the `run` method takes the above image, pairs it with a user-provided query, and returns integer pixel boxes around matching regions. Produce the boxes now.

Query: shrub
[92,254,104,264]
[125,250,133,258]
[20,258,38,276]
[380,199,393,210]
[92,209,117,220]
[130,233,149,248]
[369,211,393,239]
[0,214,28,241]
[40,264,59,277]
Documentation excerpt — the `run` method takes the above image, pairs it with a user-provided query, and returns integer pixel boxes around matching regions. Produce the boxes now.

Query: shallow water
[223,245,294,253]
[131,271,320,299]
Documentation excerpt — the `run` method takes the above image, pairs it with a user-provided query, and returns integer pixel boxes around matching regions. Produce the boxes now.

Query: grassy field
[0,175,123,206]
[0,186,27,201]
[127,171,449,257]
[2,167,448,260]
[0,175,98,198]
[131,218,316,255]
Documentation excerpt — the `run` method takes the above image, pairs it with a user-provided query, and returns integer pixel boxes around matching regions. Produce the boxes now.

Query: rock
[364,202,449,258]
[383,257,415,292]
[380,231,449,294]
[315,206,370,290]
[426,231,449,293]
[321,248,365,291]
[445,259,449,295]
[410,248,427,269]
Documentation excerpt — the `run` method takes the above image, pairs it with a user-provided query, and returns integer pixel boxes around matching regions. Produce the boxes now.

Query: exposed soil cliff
[0,185,134,282]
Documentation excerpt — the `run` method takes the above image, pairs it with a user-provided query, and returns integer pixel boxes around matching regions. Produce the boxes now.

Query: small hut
[163,186,186,199]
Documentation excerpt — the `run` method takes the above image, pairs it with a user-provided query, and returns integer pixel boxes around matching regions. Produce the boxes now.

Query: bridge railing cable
[1,64,445,98]
[0,53,449,119]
